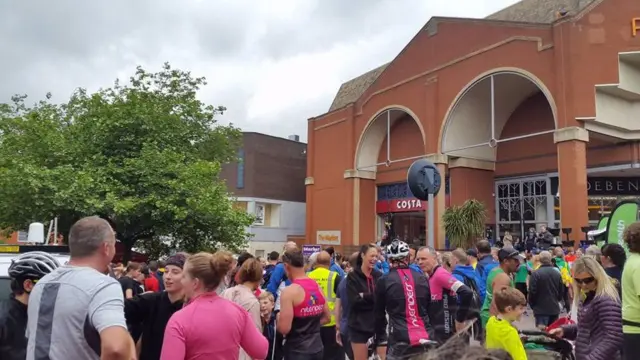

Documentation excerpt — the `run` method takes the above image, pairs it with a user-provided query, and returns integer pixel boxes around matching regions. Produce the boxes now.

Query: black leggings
[284,350,323,360]
[623,333,640,360]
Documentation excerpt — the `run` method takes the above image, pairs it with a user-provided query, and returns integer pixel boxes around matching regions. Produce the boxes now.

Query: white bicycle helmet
[8,251,61,280]
[386,240,410,260]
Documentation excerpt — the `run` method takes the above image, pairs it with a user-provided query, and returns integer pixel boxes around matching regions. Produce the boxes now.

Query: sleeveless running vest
[285,278,326,355]
[480,267,514,328]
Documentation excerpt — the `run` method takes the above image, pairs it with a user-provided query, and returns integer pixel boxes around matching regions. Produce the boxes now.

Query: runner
[479,245,521,329]
[0,252,60,360]
[415,246,474,343]
[347,244,385,360]
[124,253,187,360]
[374,240,435,360]
[161,251,268,359]
[277,249,330,360]
[25,216,133,360]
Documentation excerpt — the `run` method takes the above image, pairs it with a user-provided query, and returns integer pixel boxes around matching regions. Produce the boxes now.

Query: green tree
[0,63,253,260]
[442,199,487,249]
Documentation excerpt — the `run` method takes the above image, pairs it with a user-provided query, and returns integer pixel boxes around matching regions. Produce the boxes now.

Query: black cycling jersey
[374,265,435,356]
[0,296,28,360]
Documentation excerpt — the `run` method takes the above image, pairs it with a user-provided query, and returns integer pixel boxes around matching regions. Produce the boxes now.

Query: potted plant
[443,199,487,249]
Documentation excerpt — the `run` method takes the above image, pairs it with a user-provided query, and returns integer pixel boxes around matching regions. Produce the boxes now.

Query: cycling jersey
[428,265,474,342]
[374,266,433,358]
[0,296,28,360]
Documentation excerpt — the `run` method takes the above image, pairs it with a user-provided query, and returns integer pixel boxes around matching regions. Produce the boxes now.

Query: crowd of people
[1,215,640,360]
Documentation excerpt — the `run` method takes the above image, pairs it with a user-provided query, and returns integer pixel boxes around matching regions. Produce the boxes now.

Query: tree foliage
[0,63,253,259]
[442,199,487,249]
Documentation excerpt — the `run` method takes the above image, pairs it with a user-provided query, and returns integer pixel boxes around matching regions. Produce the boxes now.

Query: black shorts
[349,329,374,344]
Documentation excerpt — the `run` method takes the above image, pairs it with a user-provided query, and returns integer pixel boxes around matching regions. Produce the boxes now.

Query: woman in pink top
[160,251,269,360]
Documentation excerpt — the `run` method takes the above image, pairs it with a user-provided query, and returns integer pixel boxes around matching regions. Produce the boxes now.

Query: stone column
[344,170,376,247]
[554,127,589,246]
[424,154,448,249]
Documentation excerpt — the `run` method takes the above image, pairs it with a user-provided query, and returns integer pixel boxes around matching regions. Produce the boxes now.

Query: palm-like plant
[443,199,487,248]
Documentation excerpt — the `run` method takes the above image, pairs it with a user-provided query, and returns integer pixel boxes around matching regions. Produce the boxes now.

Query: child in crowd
[259,291,283,360]
[485,286,528,360]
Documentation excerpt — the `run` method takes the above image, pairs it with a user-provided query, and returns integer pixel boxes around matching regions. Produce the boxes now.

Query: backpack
[452,269,482,315]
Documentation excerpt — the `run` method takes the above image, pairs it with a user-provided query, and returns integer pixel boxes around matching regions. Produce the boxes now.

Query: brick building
[221,132,307,256]
[306,0,640,250]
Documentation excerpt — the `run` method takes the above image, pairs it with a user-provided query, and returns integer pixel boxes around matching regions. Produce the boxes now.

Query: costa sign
[376,198,426,213]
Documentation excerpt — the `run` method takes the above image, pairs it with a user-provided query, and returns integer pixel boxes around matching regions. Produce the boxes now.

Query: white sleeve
[89,281,128,332]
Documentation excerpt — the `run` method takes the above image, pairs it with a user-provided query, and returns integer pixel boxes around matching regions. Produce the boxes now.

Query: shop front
[305,0,640,249]
[494,170,640,242]
[375,182,450,246]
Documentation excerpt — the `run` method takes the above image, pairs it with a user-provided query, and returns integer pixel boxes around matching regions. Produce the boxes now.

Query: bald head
[68,216,115,258]
[284,241,298,252]
[316,251,331,267]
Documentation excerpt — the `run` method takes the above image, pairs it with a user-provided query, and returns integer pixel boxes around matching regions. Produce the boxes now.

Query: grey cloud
[254,0,413,60]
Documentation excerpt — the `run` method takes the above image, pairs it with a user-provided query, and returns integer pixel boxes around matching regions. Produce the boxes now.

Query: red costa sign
[375,195,451,214]
[376,198,426,213]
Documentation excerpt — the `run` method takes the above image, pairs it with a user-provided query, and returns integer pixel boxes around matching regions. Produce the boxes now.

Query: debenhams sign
[588,177,640,195]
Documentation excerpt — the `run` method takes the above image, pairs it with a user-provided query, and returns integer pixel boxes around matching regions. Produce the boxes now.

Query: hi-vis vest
[308,267,338,327]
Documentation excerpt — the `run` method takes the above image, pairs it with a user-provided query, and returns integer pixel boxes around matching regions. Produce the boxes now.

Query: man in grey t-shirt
[26,216,133,360]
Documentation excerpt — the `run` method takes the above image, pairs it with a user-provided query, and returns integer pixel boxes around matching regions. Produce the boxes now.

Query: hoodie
[476,254,498,303]
[330,259,346,277]
[346,267,383,334]
[452,264,481,286]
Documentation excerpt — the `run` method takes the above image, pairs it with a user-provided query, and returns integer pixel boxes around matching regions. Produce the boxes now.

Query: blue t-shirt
[336,277,349,335]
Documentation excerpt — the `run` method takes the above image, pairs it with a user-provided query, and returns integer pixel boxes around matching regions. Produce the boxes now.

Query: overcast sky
[1,0,520,142]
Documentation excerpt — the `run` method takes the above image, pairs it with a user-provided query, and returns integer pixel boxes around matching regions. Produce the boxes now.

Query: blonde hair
[571,256,619,309]
[258,291,275,303]
[186,251,234,291]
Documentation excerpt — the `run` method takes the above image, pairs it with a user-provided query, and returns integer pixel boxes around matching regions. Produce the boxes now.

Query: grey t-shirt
[25,266,127,360]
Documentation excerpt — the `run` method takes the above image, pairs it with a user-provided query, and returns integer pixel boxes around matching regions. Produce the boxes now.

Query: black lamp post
[581,226,595,247]
[561,227,573,247]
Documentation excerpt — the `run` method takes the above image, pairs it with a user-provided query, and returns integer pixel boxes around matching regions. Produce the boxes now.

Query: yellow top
[485,316,527,360]
[623,253,640,334]
[308,267,338,327]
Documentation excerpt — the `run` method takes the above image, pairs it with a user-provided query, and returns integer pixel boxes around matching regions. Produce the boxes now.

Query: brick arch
[439,68,558,162]
[354,105,426,172]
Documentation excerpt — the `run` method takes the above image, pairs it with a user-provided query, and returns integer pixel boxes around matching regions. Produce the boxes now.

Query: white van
[0,246,70,300]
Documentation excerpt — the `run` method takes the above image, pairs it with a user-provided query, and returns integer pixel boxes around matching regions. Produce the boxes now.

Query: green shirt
[514,262,529,283]
[622,253,640,334]
[482,267,515,312]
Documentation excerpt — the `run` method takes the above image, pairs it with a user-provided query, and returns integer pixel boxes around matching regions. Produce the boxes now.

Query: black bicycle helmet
[8,251,61,280]
[386,240,410,260]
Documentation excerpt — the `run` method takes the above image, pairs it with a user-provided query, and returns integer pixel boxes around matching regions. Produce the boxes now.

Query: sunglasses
[574,277,595,285]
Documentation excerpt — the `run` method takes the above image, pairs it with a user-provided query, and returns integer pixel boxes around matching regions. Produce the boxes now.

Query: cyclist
[0,252,60,360]
[416,246,474,343]
[375,240,437,360]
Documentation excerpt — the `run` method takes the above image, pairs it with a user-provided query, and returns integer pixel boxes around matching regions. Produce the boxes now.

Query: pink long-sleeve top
[160,292,269,360]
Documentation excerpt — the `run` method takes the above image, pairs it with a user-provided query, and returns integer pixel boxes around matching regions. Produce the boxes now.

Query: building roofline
[242,132,307,145]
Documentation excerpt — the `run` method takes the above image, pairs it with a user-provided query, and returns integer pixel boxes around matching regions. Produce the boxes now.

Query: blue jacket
[266,263,292,299]
[475,255,498,303]
[375,261,422,274]
[330,260,346,277]
[375,260,390,274]
[409,263,423,274]
[452,264,481,285]
[336,276,350,335]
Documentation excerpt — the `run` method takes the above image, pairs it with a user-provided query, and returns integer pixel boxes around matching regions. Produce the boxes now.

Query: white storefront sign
[395,199,423,210]
[316,230,341,245]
